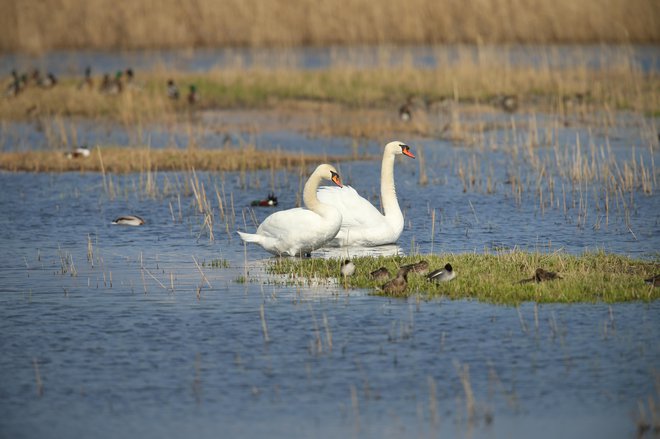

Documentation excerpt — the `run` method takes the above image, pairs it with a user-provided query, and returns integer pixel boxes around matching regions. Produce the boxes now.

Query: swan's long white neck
[380,151,404,229]
[303,170,328,215]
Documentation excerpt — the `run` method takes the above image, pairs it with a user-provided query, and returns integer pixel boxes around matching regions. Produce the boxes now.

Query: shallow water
[2,44,659,76]
[1,121,659,437]
[1,39,659,435]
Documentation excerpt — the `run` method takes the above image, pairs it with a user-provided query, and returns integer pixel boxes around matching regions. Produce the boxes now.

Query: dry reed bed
[3,0,659,53]
[0,146,347,173]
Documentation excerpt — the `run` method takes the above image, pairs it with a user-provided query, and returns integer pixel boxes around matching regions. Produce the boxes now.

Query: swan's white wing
[254,207,341,255]
[257,208,317,236]
[317,185,384,227]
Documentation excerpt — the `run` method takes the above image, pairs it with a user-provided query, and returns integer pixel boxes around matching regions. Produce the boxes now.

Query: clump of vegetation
[268,250,659,304]
[204,259,230,268]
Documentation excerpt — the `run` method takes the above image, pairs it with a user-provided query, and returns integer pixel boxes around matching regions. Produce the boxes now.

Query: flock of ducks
[167,79,198,104]
[5,69,57,96]
[4,66,198,104]
[340,258,597,297]
[340,260,456,296]
[397,94,519,122]
[379,262,456,296]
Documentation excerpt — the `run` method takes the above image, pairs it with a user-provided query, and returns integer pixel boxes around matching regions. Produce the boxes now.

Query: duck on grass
[268,250,659,304]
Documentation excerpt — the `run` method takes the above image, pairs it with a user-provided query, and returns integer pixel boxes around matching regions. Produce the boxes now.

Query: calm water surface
[1,44,658,75]
[1,135,658,438]
[1,44,659,436]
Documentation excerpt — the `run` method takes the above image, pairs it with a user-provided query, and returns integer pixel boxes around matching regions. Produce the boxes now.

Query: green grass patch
[3,65,658,122]
[267,250,659,304]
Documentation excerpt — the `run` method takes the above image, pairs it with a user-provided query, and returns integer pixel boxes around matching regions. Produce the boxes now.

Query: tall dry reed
[2,0,659,53]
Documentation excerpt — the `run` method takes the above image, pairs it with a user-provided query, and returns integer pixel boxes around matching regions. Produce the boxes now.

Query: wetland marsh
[0,44,659,438]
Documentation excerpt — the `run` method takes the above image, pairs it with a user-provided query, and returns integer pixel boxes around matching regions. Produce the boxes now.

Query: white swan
[317,140,415,246]
[237,164,343,256]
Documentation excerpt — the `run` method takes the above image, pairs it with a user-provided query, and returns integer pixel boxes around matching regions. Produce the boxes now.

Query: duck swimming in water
[112,215,145,226]
[251,192,278,207]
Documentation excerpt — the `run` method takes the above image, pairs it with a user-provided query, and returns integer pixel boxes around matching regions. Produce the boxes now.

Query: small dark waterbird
[78,66,93,90]
[427,263,456,282]
[401,260,429,275]
[65,145,91,159]
[5,75,21,97]
[39,72,57,89]
[519,268,563,284]
[187,85,198,105]
[644,274,660,287]
[499,95,518,113]
[370,267,390,282]
[381,267,411,296]
[99,74,111,93]
[398,96,413,121]
[251,192,278,207]
[167,79,179,100]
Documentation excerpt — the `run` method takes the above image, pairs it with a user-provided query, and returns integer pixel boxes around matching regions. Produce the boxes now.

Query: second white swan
[317,140,415,246]
[238,164,343,256]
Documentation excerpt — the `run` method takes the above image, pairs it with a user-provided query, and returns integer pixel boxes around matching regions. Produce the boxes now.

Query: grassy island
[268,251,659,304]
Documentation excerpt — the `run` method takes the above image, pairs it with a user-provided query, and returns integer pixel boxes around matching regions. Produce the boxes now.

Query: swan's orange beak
[331,171,343,188]
[402,145,415,159]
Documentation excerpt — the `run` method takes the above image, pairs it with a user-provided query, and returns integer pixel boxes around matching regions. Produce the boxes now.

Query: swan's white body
[317,141,414,247]
[237,164,343,256]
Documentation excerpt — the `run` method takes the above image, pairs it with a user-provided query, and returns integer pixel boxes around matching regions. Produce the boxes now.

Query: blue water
[1,44,658,77]
[0,133,659,438]
[1,44,659,436]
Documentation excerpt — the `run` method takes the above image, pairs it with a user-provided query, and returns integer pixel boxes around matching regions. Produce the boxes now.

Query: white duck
[317,141,415,246]
[237,164,343,256]
[112,215,145,226]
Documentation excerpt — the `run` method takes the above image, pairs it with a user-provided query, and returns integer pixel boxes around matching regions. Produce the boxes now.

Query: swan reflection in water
[312,244,403,259]
[243,244,403,296]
